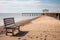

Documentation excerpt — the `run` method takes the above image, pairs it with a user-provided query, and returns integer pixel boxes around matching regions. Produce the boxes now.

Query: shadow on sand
[13,31,29,37]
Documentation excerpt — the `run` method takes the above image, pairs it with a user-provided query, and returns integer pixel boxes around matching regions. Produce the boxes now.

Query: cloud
[47,4,60,6]
[0,0,36,1]
[50,8,60,12]
[0,1,60,13]
[0,1,40,7]
[0,1,41,13]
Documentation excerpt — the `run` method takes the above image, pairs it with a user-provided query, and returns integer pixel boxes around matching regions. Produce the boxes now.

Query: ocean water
[0,13,42,26]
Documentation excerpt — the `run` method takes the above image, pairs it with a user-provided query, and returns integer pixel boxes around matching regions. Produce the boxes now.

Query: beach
[0,15,60,40]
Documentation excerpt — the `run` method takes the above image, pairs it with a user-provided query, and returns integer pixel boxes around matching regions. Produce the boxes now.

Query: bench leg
[12,29,15,36]
[18,26,20,32]
[6,29,8,35]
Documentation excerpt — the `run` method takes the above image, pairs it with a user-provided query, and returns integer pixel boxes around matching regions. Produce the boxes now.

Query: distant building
[43,9,49,13]
[42,9,60,20]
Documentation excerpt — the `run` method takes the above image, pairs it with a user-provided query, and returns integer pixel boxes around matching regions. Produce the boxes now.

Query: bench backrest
[3,17,15,27]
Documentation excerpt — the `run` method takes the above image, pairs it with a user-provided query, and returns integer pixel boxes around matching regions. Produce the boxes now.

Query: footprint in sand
[44,35,47,40]
[30,37,33,39]
[36,36,39,38]
[52,35,56,38]
[18,38,21,40]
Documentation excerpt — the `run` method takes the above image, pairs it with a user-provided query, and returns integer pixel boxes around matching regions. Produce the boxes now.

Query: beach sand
[0,15,60,40]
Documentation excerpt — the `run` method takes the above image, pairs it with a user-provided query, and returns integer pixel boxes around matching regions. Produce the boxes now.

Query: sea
[0,13,42,26]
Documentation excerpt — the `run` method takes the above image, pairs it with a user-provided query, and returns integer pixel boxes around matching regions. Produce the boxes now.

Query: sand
[0,15,60,40]
[22,15,60,31]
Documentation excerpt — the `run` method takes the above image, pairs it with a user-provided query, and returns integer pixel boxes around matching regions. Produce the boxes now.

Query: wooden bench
[3,17,21,36]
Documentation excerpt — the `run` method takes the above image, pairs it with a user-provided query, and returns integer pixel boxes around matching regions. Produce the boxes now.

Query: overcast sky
[0,0,60,13]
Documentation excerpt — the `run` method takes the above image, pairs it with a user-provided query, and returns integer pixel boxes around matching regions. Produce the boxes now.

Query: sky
[0,0,60,13]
